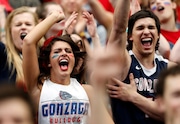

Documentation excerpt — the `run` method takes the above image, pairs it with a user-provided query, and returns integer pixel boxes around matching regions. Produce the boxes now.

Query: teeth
[60,59,68,63]
[142,38,152,42]
[157,6,164,11]
[20,33,27,40]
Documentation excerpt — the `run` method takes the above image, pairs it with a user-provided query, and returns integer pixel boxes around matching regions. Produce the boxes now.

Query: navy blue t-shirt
[0,42,16,83]
[111,50,167,124]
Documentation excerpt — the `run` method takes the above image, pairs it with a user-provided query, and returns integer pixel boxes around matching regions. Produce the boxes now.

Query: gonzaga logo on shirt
[41,91,89,124]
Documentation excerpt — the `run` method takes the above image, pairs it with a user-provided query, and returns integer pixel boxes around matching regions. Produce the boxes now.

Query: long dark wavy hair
[38,34,84,83]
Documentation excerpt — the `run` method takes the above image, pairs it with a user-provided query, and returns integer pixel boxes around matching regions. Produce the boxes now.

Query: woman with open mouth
[22,9,113,124]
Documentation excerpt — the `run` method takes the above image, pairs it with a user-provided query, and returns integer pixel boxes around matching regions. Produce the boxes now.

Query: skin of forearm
[131,92,164,121]
[90,88,114,124]
[24,13,64,45]
[113,0,130,33]
[91,33,101,48]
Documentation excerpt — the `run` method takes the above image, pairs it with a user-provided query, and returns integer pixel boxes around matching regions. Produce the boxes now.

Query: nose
[143,28,150,35]
[61,49,67,56]
[21,24,27,30]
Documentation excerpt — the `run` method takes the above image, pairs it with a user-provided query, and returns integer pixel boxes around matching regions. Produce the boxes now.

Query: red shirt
[161,29,180,44]
[176,5,180,23]
[0,0,13,12]
[98,0,114,13]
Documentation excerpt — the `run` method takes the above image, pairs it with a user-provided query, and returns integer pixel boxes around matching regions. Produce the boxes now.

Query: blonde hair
[5,6,40,83]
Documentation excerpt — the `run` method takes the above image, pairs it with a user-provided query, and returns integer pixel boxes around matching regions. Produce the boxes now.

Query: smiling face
[149,0,176,23]
[49,41,75,79]
[10,12,36,52]
[129,17,159,55]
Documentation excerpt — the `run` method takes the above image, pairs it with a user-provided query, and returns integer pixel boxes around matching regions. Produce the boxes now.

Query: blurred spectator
[60,0,107,46]
[0,0,13,12]
[149,0,180,48]
[156,65,180,124]
[0,7,44,90]
[36,2,65,39]
[9,0,41,9]
[0,83,35,124]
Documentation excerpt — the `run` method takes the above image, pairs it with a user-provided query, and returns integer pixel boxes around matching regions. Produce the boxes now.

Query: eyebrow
[53,47,72,50]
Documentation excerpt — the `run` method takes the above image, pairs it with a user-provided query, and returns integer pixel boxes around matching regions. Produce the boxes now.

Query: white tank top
[38,78,90,124]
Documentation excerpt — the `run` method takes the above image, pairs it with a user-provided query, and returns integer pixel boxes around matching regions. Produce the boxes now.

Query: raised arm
[107,73,164,121]
[107,0,130,48]
[82,11,101,49]
[22,11,65,92]
[106,0,131,81]
[87,0,113,37]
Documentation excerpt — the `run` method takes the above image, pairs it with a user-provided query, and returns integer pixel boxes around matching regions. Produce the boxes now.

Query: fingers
[65,11,78,27]
[82,11,95,24]
[129,73,135,85]
[106,84,119,98]
[65,11,78,34]
[111,77,124,87]
[82,11,91,20]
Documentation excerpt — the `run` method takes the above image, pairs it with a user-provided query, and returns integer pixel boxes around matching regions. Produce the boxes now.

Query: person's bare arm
[131,92,164,120]
[82,11,101,49]
[0,5,6,44]
[22,11,65,92]
[107,0,131,80]
[108,0,129,48]
[170,38,180,64]
[109,0,117,8]
[107,73,164,121]
[158,34,170,59]
[87,0,113,37]
[83,84,114,124]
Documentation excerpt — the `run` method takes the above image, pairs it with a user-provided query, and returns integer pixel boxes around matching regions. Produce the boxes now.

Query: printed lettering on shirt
[41,102,89,124]
[134,77,158,93]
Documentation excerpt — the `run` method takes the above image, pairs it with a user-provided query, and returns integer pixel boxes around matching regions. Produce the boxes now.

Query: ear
[48,63,52,67]
[172,2,177,9]
[129,36,133,41]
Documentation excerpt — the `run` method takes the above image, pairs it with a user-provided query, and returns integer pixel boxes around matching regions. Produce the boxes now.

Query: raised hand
[64,11,78,34]
[49,10,65,23]
[130,0,141,16]
[82,11,97,37]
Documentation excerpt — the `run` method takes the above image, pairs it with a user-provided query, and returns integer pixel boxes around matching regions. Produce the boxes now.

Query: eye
[65,48,73,53]
[148,25,156,30]
[15,23,22,27]
[53,49,61,53]
[26,23,33,26]
[136,26,144,30]
[54,51,59,54]
[149,0,156,5]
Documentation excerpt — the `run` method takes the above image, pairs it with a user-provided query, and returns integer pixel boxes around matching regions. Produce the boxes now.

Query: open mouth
[157,6,165,12]
[141,38,153,47]
[59,59,69,71]
[20,33,27,40]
